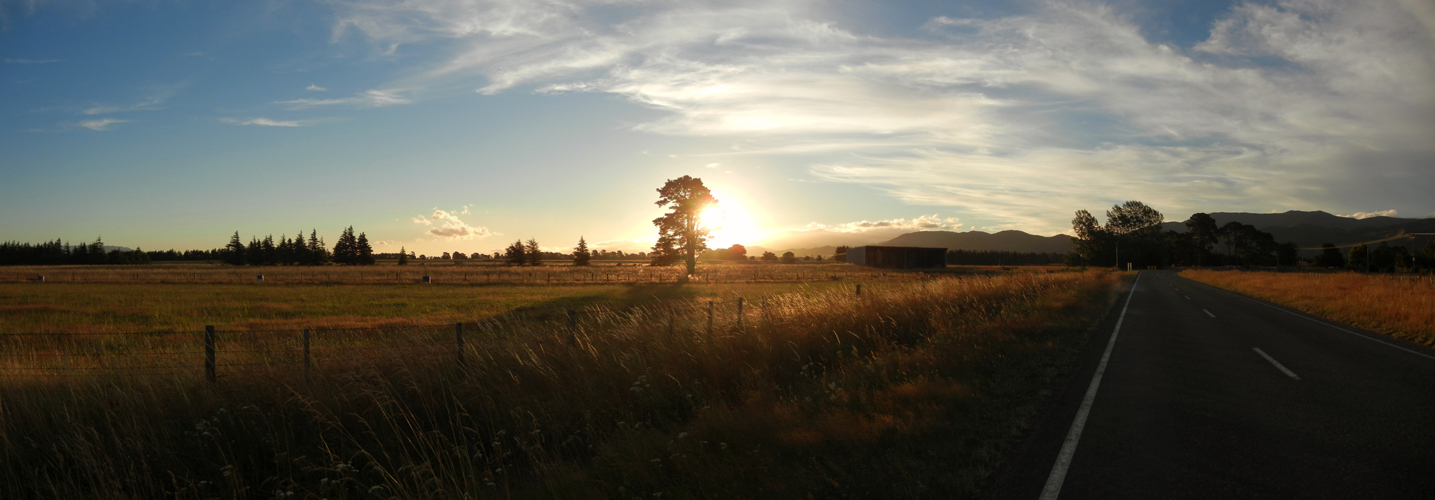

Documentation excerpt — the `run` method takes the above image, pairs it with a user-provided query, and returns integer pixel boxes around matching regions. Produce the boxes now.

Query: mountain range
[758,210,1433,256]
[1161,211,1435,250]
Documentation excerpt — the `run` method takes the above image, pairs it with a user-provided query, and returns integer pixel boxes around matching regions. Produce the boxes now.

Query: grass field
[0,261,979,285]
[1,266,1123,499]
[1181,270,1435,347]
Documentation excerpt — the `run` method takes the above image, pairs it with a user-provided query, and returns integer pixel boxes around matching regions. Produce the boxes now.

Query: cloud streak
[77,118,126,131]
[221,117,305,127]
[807,214,962,233]
[324,0,1435,233]
[276,89,409,109]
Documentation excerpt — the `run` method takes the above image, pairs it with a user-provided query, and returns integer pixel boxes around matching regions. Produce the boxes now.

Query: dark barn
[845,246,948,269]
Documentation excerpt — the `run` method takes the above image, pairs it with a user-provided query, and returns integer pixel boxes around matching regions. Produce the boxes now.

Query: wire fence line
[0,290,868,381]
[0,264,904,285]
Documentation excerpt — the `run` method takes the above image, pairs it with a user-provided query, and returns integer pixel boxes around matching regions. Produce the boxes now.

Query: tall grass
[0,280,850,334]
[1182,270,1435,347]
[0,262,986,285]
[1,270,1120,499]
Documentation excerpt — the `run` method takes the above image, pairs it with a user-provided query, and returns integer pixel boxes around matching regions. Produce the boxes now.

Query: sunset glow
[700,203,761,249]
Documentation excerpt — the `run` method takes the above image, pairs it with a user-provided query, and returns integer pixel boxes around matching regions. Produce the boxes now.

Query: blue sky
[3,0,1433,256]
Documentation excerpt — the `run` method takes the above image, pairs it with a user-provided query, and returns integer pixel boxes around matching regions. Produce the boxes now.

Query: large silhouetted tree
[652,175,717,277]
[1185,213,1220,266]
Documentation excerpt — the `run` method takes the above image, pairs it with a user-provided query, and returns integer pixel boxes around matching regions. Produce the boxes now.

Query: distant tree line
[221,226,374,266]
[147,249,224,261]
[0,237,151,266]
[947,250,1065,266]
[1070,201,1435,272]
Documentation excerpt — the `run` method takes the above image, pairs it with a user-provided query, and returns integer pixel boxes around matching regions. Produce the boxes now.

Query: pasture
[1,264,1120,499]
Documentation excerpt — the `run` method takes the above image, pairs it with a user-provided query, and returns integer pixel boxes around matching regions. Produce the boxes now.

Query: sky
[2,0,1433,256]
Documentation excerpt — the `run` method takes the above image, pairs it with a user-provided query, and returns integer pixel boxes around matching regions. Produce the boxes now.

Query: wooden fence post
[707,300,714,336]
[856,284,862,296]
[303,328,311,378]
[736,298,744,331]
[456,322,465,369]
[204,325,216,383]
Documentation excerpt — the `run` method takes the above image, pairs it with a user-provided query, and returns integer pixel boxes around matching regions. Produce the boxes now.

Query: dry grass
[0,281,850,334]
[1181,270,1435,347]
[0,261,991,285]
[1,270,1121,499]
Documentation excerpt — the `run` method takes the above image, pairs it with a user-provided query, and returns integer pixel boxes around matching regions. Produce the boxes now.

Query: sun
[699,202,759,249]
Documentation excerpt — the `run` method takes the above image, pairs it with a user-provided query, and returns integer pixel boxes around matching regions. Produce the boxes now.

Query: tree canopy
[651,175,717,276]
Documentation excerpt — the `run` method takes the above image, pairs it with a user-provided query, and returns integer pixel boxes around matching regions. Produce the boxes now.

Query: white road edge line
[1183,277,1435,362]
[1203,309,1215,318]
[1254,347,1301,380]
[1040,272,1142,500]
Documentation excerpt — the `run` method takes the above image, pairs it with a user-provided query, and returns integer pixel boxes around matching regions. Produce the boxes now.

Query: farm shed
[845,246,947,269]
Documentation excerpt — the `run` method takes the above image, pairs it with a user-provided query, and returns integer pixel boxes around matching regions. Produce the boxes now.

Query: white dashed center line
[1203,309,1215,318]
[1254,348,1301,380]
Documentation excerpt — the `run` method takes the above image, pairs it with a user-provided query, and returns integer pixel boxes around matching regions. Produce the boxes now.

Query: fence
[0,286,886,381]
[0,263,930,285]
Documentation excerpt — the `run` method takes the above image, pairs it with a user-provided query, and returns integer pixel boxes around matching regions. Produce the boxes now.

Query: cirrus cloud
[325,0,1435,232]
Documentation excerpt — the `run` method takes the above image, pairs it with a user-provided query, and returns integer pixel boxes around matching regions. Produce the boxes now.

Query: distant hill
[1162,210,1434,249]
[878,230,1073,253]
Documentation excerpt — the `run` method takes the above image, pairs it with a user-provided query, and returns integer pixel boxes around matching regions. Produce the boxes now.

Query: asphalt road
[986,269,1435,499]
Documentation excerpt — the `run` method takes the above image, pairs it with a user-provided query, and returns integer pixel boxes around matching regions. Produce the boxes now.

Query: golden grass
[1181,270,1435,347]
[0,261,1003,285]
[1,270,1122,499]
[0,281,850,334]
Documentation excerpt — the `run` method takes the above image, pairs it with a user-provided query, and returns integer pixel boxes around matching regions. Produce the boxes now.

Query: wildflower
[677,432,688,439]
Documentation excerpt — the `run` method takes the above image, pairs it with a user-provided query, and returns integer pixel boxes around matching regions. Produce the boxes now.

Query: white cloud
[1340,210,1399,219]
[221,117,304,127]
[77,118,126,131]
[324,0,1435,233]
[420,208,492,239]
[705,163,720,168]
[276,89,409,109]
[306,84,328,91]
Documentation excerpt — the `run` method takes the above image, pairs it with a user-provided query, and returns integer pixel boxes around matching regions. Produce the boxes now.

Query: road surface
[986,269,1435,499]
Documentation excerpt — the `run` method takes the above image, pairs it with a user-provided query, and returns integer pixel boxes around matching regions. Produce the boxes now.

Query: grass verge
[2,270,1120,499]
[1181,270,1435,347]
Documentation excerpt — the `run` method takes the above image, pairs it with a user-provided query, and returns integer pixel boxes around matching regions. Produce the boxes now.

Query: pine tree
[89,236,108,265]
[397,246,409,266]
[333,226,356,265]
[357,232,375,265]
[224,232,246,266]
[247,236,264,266]
[308,229,329,265]
[294,232,310,265]
[525,238,542,266]
[262,235,277,265]
[573,236,591,266]
[505,240,526,266]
